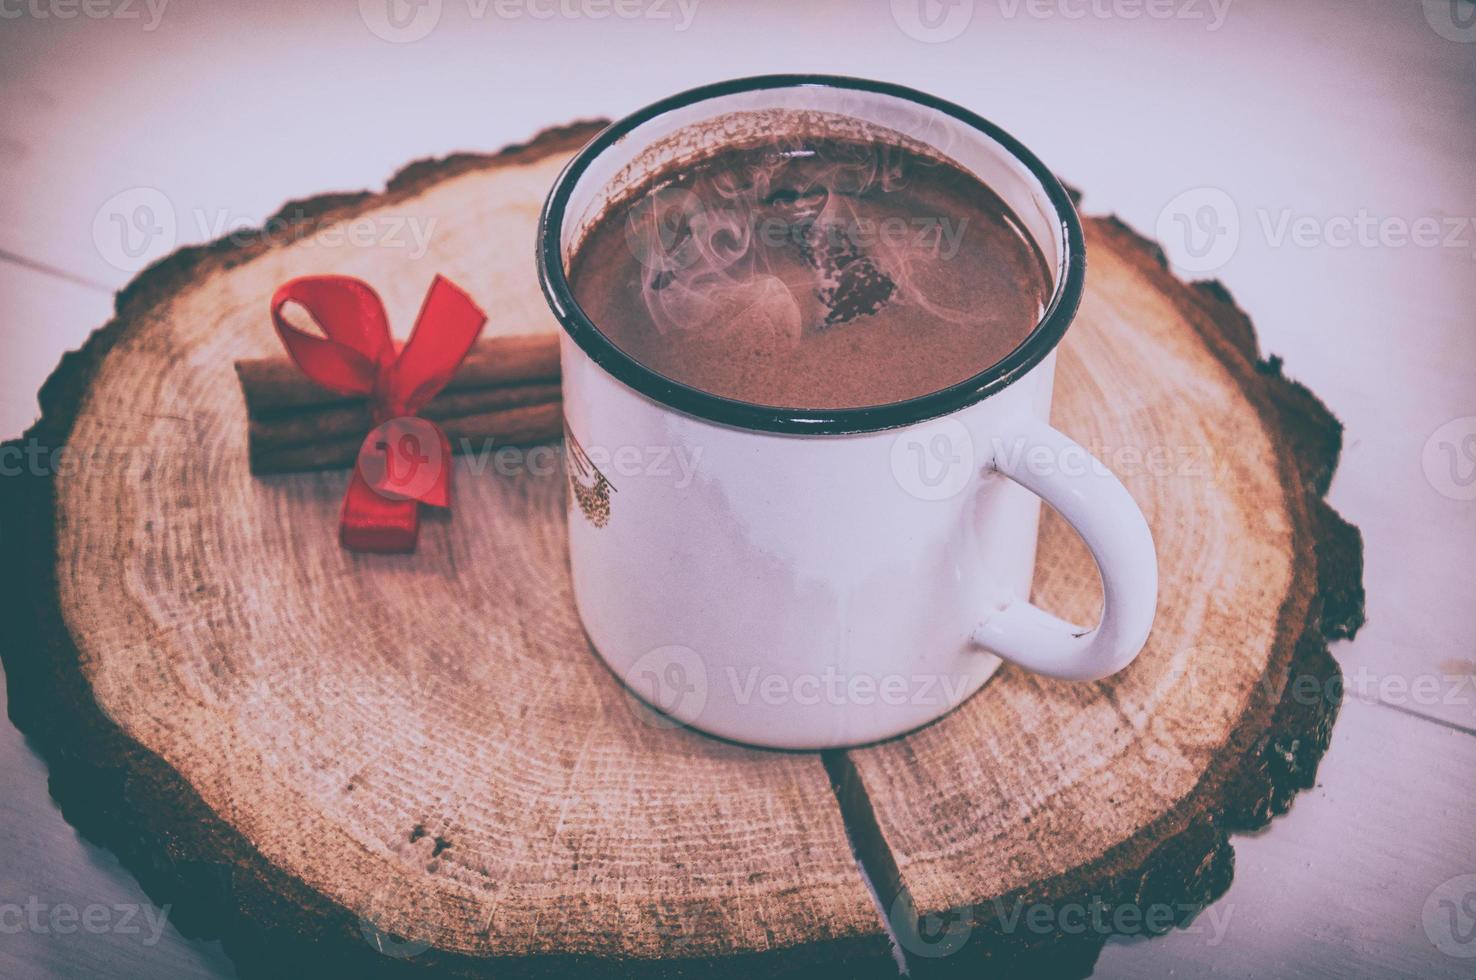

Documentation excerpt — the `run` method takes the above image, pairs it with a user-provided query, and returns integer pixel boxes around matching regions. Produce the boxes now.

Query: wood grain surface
[839,218,1363,976]
[0,122,1362,979]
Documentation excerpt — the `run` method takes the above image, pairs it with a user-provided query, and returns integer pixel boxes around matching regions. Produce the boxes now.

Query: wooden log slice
[835,215,1366,977]
[0,122,1363,979]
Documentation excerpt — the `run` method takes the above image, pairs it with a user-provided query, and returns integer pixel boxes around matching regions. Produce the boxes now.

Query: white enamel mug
[538,75,1157,750]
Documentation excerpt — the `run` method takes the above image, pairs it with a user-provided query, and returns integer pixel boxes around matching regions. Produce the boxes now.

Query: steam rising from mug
[620,138,980,349]
[573,128,1050,410]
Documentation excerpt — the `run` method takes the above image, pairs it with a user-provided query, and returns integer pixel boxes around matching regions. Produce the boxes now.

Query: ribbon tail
[340,466,421,554]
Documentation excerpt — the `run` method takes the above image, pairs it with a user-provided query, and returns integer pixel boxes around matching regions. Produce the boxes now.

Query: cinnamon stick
[236,333,564,475]
[248,402,565,475]
[236,333,560,414]
[247,382,561,452]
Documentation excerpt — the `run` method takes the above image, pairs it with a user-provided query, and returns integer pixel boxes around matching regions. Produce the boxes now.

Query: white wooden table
[1,1,1472,976]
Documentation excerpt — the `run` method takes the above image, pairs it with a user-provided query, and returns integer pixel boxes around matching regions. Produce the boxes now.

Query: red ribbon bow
[269,275,487,553]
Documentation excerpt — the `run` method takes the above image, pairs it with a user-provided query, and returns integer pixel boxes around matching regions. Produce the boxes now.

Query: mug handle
[974,415,1158,680]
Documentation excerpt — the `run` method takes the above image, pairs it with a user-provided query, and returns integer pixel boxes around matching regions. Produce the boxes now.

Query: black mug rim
[536,73,1086,436]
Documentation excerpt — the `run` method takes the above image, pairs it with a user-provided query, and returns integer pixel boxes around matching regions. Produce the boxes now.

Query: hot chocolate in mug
[538,75,1158,749]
